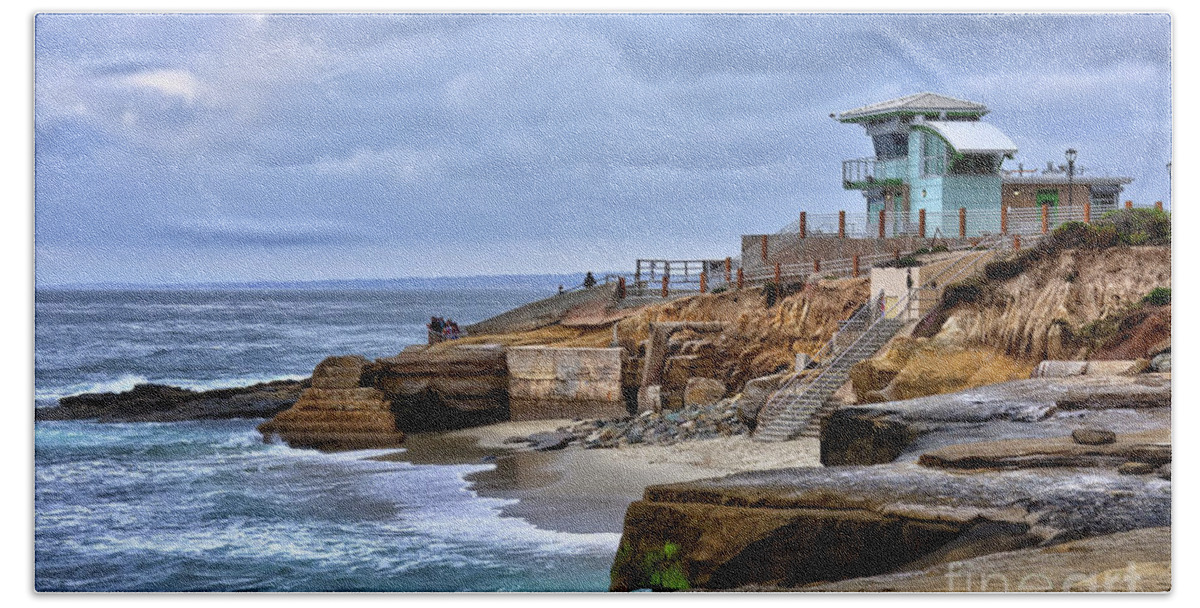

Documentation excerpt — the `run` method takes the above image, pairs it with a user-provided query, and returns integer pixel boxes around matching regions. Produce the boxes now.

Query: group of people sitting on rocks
[428,316,462,340]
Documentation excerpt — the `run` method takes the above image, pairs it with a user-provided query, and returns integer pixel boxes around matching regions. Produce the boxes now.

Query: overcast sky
[34,13,1171,286]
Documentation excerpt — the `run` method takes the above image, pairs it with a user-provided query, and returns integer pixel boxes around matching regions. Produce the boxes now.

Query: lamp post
[1065,148,1077,211]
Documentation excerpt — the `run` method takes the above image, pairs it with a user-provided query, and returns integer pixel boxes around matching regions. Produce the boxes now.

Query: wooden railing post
[1125,200,1133,210]
[813,258,820,274]
[1000,205,1008,234]
[799,212,807,239]
[838,211,846,238]
[617,276,626,299]
[760,235,768,262]
[1155,201,1163,212]
[894,249,901,261]
[736,267,744,290]
[958,207,967,239]
[699,272,707,294]
[661,276,669,298]
[918,208,927,238]
[1084,201,1091,223]
[878,209,886,239]
[1014,234,1021,251]
[774,262,782,286]
[852,254,860,278]
[724,257,732,283]
[1041,203,1049,234]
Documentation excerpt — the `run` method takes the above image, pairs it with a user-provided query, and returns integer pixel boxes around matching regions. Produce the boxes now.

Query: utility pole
[1065,148,1077,211]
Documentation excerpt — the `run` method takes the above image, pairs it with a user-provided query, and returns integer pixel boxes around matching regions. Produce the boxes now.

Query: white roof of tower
[922,120,1017,156]
[837,92,989,121]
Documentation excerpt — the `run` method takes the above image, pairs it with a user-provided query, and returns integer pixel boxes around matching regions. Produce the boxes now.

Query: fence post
[760,235,768,262]
[799,212,807,239]
[1155,201,1163,212]
[958,207,967,239]
[737,267,744,290]
[661,276,669,298]
[617,276,626,299]
[774,262,782,286]
[699,272,707,294]
[1000,205,1008,235]
[1014,234,1021,251]
[1041,203,1049,234]
[894,249,901,261]
[878,209,886,238]
[813,258,820,274]
[918,208,926,238]
[838,211,846,238]
[1125,200,1133,210]
[852,254,860,278]
[724,257,732,283]
[1084,201,1091,223]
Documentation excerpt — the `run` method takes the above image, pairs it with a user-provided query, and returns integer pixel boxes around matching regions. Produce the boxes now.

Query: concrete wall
[506,346,628,421]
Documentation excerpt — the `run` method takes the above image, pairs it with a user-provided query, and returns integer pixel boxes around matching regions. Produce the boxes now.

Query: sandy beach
[380,420,821,534]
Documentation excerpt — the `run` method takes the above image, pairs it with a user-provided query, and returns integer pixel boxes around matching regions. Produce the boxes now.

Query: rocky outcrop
[916,428,1170,470]
[615,278,870,396]
[683,378,725,406]
[257,356,403,451]
[365,345,510,432]
[849,336,1033,404]
[610,464,1170,591]
[803,527,1170,592]
[933,247,1169,360]
[37,379,308,422]
[822,374,1171,467]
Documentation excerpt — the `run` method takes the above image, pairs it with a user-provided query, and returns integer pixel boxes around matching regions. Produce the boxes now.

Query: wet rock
[1072,428,1117,445]
[684,378,726,406]
[1118,461,1157,475]
[527,431,575,451]
[38,379,309,423]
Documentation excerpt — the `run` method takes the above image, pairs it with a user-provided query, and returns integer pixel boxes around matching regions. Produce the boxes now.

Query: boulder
[1150,351,1171,373]
[1072,428,1117,445]
[683,378,726,406]
[527,431,575,451]
[736,371,791,427]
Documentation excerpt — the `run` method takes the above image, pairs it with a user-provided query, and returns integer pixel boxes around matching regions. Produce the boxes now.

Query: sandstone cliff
[257,356,404,451]
[933,246,1170,361]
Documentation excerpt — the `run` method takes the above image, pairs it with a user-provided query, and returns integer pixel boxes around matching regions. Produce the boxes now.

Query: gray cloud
[34,13,1171,285]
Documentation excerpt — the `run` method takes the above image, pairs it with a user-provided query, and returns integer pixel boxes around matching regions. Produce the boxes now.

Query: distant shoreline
[35,271,625,292]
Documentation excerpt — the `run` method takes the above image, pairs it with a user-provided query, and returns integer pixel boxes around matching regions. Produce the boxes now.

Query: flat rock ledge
[821,374,1170,467]
[609,464,1170,591]
[37,379,309,422]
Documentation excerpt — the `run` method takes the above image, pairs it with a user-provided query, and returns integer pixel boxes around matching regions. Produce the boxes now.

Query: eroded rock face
[257,356,404,451]
[367,345,510,432]
[610,465,1170,591]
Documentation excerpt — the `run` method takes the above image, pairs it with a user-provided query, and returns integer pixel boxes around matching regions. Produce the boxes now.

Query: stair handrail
[754,233,1008,435]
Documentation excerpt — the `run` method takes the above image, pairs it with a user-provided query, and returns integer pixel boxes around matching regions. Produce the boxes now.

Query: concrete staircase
[753,233,1013,442]
[753,315,905,442]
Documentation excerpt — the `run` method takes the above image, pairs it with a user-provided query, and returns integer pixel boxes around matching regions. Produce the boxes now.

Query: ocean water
[34,288,620,592]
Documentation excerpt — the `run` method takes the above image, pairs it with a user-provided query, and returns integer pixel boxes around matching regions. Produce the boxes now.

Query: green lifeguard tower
[837,92,1017,237]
